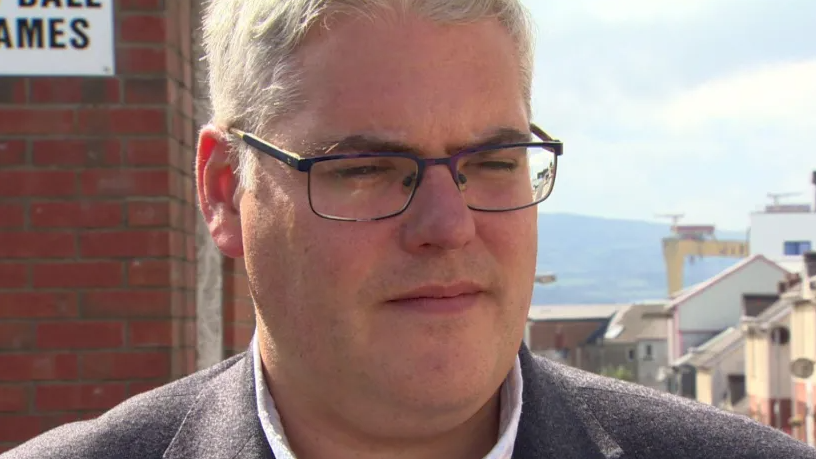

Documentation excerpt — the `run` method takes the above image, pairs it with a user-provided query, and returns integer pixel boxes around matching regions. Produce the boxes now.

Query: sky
[521,0,816,231]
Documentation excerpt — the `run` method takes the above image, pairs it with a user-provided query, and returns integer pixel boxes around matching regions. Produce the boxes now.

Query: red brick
[0,354,78,382]
[0,203,25,228]
[128,382,163,397]
[223,299,255,323]
[0,323,35,351]
[79,169,170,197]
[179,202,192,229]
[30,202,122,228]
[120,0,163,12]
[81,78,121,104]
[183,319,196,347]
[0,232,76,259]
[0,140,27,166]
[0,79,26,104]
[129,321,173,347]
[82,290,172,318]
[39,413,81,432]
[76,108,167,135]
[0,264,27,289]
[181,88,194,120]
[29,78,83,104]
[0,109,74,135]
[80,230,170,258]
[0,415,41,442]
[127,259,174,286]
[124,138,170,166]
[121,14,167,43]
[32,262,123,289]
[166,46,182,82]
[127,201,170,227]
[124,78,168,104]
[36,322,124,350]
[116,47,167,74]
[80,351,170,380]
[224,323,254,351]
[0,292,78,319]
[35,383,127,412]
[28,78,120,104]
[0,170,75,197]
[0,385,28,413]
[32,139,121,167]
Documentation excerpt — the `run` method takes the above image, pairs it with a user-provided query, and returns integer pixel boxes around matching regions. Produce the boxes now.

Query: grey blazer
[3,344,814,459]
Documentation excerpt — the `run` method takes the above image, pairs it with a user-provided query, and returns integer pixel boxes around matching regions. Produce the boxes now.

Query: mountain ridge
[532,212,746,305]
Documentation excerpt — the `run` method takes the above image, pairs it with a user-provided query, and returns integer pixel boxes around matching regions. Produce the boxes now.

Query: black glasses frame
[229,124,564,222]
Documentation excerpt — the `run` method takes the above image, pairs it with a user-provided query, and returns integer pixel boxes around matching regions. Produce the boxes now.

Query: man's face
[237,12,535,419]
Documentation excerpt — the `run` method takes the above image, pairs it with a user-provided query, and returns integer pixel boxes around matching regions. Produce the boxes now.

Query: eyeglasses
[229,124,563,222]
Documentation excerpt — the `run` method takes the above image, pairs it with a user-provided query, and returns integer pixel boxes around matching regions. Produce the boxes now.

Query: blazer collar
[163,344,622,459]
[163,350,273,459]
[513,344,624,459]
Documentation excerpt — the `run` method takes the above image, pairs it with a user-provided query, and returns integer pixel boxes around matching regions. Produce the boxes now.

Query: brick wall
[528,319,606,367]
[0,0,198,452]
[223,257,254,357]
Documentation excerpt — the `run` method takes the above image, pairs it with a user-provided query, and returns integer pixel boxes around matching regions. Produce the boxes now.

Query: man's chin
[373,338,510,403]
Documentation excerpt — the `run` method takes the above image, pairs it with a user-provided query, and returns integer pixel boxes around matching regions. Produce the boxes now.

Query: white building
[749,172,816,273]
[665,254,789,362]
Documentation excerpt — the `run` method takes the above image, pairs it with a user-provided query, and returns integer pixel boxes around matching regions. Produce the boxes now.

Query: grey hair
[202,0,536,192]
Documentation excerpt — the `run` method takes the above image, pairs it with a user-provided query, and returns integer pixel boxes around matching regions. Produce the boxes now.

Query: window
[643,344,653,361]
[783,241,812,256]
[627,348,635,361]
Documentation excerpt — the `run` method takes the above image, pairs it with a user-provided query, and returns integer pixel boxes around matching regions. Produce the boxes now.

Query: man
[4,0,815,458]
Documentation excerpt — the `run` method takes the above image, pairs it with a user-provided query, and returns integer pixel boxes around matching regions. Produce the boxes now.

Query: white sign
[0,0,114,76]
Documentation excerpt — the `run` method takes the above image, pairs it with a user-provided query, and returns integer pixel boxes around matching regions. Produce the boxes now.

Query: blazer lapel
[513,345,625,459]
[163,350,274,459]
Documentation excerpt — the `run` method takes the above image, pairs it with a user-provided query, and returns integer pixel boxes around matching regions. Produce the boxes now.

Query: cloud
[659,60,816,133]
[524,1,816,229]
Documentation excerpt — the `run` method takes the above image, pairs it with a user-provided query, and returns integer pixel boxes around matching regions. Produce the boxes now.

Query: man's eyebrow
[297,127,532,157]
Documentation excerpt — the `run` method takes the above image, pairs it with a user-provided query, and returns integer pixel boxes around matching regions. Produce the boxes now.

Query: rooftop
[527,303,626,322]
[603,302,669,343]
[674,327,743,369]
[664,254,789,312]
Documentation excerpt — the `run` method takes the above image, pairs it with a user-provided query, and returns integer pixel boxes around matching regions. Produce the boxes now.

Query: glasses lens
[308,155,419,220]
[460,145,557,211]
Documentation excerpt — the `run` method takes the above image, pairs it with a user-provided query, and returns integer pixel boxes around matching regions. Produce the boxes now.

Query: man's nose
[399,165,476,252]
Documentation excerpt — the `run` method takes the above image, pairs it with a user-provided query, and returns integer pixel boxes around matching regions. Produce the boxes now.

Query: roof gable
[665,254,789,312]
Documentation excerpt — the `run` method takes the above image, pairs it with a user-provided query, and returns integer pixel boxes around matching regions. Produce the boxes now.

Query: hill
[532,213,747,305]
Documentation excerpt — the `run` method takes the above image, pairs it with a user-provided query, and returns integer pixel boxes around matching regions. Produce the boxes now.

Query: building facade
[749,172,816,273]
[666,255,788,361]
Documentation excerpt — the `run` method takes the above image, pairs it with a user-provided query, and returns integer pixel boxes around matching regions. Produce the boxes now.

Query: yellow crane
[656,214,749,297]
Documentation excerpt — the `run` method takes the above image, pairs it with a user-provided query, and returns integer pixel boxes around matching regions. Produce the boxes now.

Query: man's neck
[254,327,506,459]
[267,372,502,459]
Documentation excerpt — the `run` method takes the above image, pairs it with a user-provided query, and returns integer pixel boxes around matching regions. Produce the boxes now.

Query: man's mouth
[387,282,485,314]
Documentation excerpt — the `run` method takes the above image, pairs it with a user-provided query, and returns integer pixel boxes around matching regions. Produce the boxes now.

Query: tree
[600,365,635,382]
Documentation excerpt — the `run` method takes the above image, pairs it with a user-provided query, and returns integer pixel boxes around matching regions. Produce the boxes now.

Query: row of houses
[525,251,816,445]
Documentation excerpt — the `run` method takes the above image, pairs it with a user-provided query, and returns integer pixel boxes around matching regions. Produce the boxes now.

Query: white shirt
[251,333,523,459]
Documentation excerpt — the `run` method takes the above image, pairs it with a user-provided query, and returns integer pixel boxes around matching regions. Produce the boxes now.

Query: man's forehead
[285,126,532,157]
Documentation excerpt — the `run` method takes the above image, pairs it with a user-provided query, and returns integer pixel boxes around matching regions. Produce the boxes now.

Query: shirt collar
[252,332,523,459]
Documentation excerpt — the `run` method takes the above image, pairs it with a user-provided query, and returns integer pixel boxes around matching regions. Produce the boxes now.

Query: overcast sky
[522,0,816,231]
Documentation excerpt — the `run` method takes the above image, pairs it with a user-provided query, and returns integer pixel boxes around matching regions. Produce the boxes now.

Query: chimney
[778,280,788,294]
[805,251,816,278]
[812,170,816,212]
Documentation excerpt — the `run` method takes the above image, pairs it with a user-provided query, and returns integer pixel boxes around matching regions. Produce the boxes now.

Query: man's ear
[196,125,244,258]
